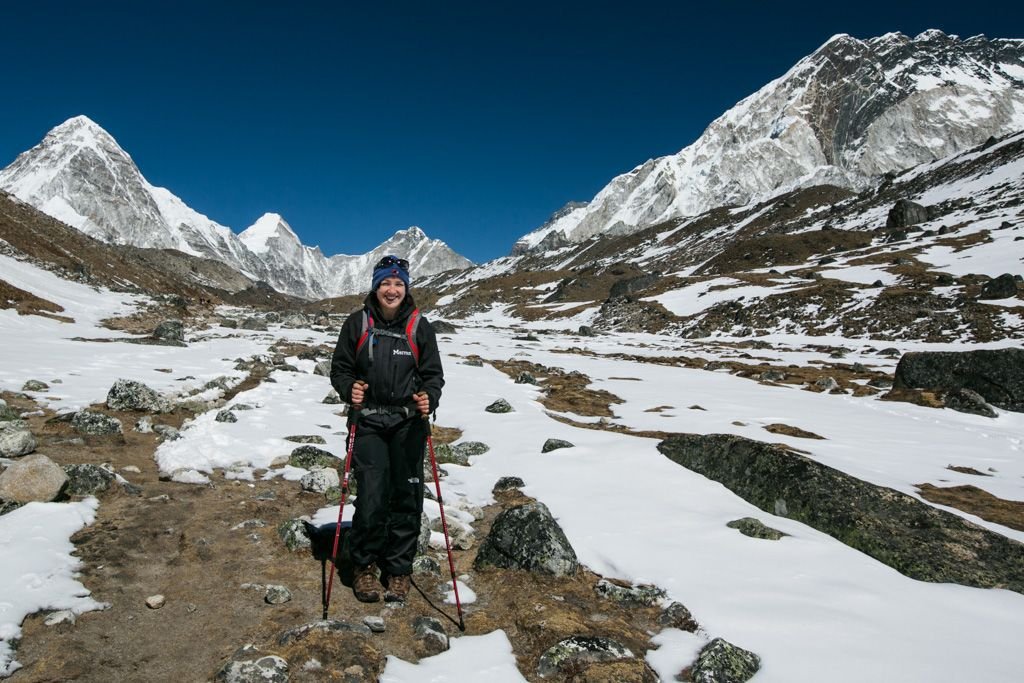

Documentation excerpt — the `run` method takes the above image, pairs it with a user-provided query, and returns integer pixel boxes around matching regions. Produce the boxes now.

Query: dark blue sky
[1,1,1021,263]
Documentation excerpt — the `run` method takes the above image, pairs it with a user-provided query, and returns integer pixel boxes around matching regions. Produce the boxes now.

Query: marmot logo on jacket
[392,349,413,357]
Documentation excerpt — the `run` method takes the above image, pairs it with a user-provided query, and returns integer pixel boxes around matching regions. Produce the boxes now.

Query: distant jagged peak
[239,213,301,254]
[43,115,125,155]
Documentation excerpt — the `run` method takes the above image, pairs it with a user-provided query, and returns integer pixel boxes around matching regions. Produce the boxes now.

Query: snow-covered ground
[2,253,1024,680]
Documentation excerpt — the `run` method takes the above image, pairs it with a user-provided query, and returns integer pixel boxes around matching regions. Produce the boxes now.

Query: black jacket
[330,293,444,417]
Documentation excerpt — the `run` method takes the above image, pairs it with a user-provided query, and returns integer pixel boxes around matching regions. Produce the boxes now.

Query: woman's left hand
[413,391,430,416]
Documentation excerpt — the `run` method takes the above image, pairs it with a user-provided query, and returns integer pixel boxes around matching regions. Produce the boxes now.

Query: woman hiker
[329,255,445,602]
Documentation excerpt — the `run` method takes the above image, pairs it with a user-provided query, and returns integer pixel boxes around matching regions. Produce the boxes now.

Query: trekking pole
[324,404,359,619]
[424,416,466,632]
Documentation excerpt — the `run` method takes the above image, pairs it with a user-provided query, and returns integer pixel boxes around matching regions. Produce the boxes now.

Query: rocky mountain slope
[0,117,471,299]
[514,30,1024,253]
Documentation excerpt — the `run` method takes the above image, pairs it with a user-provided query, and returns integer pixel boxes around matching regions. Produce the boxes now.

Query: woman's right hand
[351,381,368,406]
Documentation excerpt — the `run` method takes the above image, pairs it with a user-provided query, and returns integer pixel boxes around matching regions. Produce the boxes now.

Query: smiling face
[375,276,406,319]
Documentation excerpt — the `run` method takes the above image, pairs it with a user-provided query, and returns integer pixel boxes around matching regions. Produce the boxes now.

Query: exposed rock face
[106,379,168,412]
[474,501,579,576]
[0,453,69,502]
[892,348,1024,412]
[659,433,1024,593]
[886,198,932,228]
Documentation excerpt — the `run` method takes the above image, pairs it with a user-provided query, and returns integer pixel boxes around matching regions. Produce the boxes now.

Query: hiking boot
[353,564,382,603]
[384,573,412,602]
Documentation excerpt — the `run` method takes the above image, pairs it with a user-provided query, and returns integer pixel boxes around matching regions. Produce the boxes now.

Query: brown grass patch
[917,483,1024,532]
[0,279,73,321]
[491,360,624,418]
[429,424,463,445]
[946,465,992,477]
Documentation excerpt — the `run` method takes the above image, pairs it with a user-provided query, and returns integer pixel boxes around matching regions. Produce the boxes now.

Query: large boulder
[72,410,124,435]
[891,348,1024,413]
[0,453,69,503]
[152,319,185,344]
[474,501,578,576]
[63,463,116,496]
[658,433,1024,594]
[537,636,639,679]
[979,273,1020,300]
[885,198,931,228]
[106,379,168,412]
[686,637,761,683]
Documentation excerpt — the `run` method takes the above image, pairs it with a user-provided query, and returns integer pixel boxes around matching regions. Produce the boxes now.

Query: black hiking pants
[350,416,427,576]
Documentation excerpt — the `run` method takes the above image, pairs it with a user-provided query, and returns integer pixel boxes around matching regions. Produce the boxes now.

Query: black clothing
[329,292,444,575]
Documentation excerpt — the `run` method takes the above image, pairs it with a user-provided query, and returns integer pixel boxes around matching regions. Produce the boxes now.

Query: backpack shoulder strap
[405,308,421,365]
[355,309,373,356]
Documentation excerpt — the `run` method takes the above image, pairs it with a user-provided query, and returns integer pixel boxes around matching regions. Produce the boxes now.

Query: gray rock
[537,635,634,678]
[239,317,268,331]
[609,274,659,299]
[0,454,69,502]
[462,359,484,367]
[492,476,525,493]
[417,512,431,555]
[63,463,115,496]
[289,445,338,469]
[412,616,448,656]
[215,655,288,683]
[659,433,1024,594]
[413,555,441,576]
[153,424,181,441]
[542,438,574,453]
[485,398,514,414]
[813,376,841,393]
[278,518,313,552]
[979,273,1020,299]
[688,637,761,683]
[453,441,489,457]
[231,404,255,411]
[515,371,537,384]
[886,199,930,228]
[363,616,386,633]
[44,610,76,626]
[594,578,666,606]
[945,388,998,418]
[301,467,340,494]
[152,319,185,343]
[0,422,36,457]
[892,348,1024,412]
[134,417,154,433]
[215,410,238,423]
[578,325,595,337]
[71,410,124,436]
[313,360,332,376]
[429,516,475,550]
[322,390,343,404]
[106,379,168,412]
[474,501,578,576]
[265,585,292,604]
[0,404,21,422]
[727,517,788,540]
[284,434,327,444]
[277,619,372,645]
[146,594,166,609]
[432,443,469,466]
[22,379,49,392]
[431,320,457,334]
[1,498,24,516]
[657,602,698,631]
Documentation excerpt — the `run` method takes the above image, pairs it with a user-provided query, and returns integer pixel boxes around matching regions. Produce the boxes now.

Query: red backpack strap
[405,308,421,365]
[355,310,372,357]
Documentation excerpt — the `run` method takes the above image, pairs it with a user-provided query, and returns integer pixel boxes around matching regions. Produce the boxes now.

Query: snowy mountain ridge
[0,116,472,299]
[514,30,1024,253]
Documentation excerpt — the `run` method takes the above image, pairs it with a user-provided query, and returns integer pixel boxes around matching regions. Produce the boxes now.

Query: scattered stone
[289,445,338,469]
[146,594,166,609]
[0,422,36,457]
[492,476,525,493]
[462,359,484,367]
[153,424,181,441]
[762,423,825,440]
[594,578,666,606]
[301,467,340,494]
[413,555,441,576]
[284,434,327,444]
[152,319,185,344]
[886,198,931,229]
[412,616,448,656]
[485,398,514,413]
[215,410,238,423]
[541,438,574,453]
[22,380,49,392]
[429,516,475,550]
[72,410,123,435]
[945,388,998,418]
[106,379,169,412]
[657,602,699,632]
[537,635,635,678]
[278,518,313,552]
[658,433,1024,593]
[812,376,841,393]
[475,501,578,576]
[0,404,21,422]
[685,637,761,683]
[433,443,469,466]
[578,325,596,336]
[63,463,115,496]
[727,517,788,540]
[431,320,457,334]
[322,390,343,404]
[44,610,76,626]
[0,454,69,502]
[313,360,332,377]
[515,371,537,384]
[231,404,255,411]
[265,585,292,604]
[215,654,288,683]
[454,441,489,457]
[758,370,786,382]
[134,417,153,433]
[363,616,385,633]
[239,317,268,331]
[232,519,267,530]
[277,619,372,645]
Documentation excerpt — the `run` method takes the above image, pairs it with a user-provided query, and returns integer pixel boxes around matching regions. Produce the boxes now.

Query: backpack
[354,308,421,366]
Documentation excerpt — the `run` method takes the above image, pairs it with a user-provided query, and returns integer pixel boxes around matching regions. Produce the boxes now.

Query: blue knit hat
[371,255,410,291]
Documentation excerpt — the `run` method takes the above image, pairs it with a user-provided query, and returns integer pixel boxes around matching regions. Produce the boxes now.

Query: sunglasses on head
[376,256,409,270]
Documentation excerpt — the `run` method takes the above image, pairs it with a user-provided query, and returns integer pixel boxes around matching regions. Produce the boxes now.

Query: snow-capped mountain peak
[239,213,301,255]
